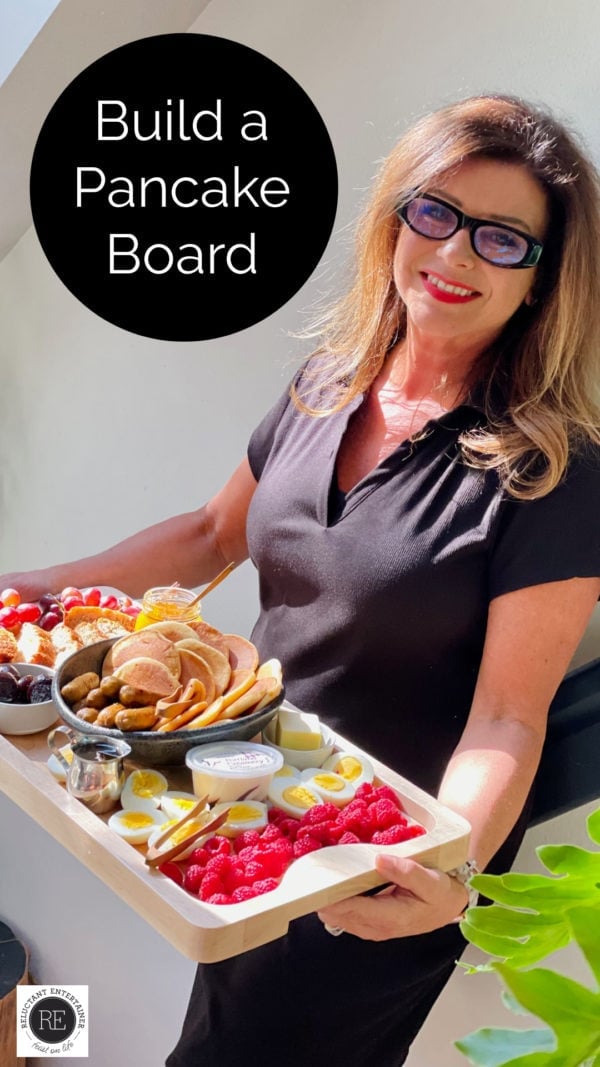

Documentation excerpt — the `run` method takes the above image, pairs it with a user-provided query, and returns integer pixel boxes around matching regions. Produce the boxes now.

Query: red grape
[62,595,84,611]
[84,588,102,607]
[39,611,62,631]
[0,588,20,607]
[60,587,83,604]
[0,606,20,630]
[120,604,141,618]
[16,602,42,624]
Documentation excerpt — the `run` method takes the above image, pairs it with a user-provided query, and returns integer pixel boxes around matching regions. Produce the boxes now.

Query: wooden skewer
[184,562,236,611]
[145,796,233,867]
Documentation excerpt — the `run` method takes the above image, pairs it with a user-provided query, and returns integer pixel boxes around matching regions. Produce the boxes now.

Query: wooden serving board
[0,727,470,963]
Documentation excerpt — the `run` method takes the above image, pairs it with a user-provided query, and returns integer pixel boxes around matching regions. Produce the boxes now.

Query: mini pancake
[177,649,216,705]
[141,621,199,643]
[222,634,260,672]
[113,657,180,701]
[104,630,181,678]
[219,677,277,720]
[253,677,283,712]
[176,639,230,695]
[155,678,206,719]
[155,700,209,732]
[221,668,256,708]
[188,620,230,659]
[180,695,225,730]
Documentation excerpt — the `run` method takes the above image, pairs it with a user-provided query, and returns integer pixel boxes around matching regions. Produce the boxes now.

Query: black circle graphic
[28,996,77,1043]
[30,34,338,341]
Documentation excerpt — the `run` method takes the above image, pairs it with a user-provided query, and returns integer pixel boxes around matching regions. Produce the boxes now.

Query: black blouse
[246,373,600,796]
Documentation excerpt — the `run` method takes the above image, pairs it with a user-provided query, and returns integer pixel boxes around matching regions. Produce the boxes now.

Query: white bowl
[262,715,336,770]
[0,663,59,736]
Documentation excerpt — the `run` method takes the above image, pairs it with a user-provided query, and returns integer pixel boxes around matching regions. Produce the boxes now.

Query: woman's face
[393,158,548,353]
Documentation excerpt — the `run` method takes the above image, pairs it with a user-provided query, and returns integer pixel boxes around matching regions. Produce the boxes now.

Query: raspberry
[206,893,232,905]
[372,785,402,807]
[259,842,294,878]
[296,821,334,846]
[187,846,210,866]
[204,835,232,856]
[231,885,261,902]
[277,818,301,841]
[368,799,404,830]
[183,864,206,893]
[199,872,226,900]
[293,835,323,858]
[205,854,233,878]
[251,878,279,895]
[300,803,338,826]
[260,823,284,843]
[337,831,361,844]
[233,829,261,852]
[268,806,286,824]
[337,806,374,839]
[326,822,348,844]
[224,861,249,893]
[243,859,270,882]
[158,861,185,886]
[371,824,416,845]
[355,782,375,800]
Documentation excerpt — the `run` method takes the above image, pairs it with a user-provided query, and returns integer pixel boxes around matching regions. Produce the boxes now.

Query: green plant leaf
[495,964,600,1065]
[587,808,600,846]
[537,843,600,878]
[460,911,569,968]
[566,903,600,985]
[455,1026,555,1066]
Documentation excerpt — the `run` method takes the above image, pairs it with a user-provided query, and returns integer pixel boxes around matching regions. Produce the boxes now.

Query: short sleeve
[247,379,295,481]
[489,445,600,599]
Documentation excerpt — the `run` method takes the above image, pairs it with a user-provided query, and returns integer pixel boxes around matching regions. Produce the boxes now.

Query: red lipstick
[421,272,480,304]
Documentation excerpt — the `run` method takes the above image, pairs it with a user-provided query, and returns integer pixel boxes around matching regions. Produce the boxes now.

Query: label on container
[199,750,276,773]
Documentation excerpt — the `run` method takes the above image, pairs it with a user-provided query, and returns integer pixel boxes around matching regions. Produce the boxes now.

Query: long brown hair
[293,95,600,498]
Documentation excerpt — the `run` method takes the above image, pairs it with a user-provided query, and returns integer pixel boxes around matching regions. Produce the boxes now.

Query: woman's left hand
[316,855,469,941]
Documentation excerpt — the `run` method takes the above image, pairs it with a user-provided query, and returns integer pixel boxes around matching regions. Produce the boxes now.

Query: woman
[3,95,600,1064]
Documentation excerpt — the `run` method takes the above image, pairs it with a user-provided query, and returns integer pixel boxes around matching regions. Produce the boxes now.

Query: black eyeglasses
[397,193,543,268]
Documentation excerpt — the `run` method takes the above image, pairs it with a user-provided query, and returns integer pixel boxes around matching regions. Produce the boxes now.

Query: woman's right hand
[0,570,59,603]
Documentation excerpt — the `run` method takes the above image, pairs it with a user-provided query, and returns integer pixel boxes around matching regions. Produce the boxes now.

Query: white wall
[1,2,599,1064]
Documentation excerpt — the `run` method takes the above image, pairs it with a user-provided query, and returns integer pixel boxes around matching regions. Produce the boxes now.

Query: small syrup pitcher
[48,725,131,814]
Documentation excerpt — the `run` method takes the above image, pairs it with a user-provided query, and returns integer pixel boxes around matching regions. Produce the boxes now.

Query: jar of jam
[134,586,202,630]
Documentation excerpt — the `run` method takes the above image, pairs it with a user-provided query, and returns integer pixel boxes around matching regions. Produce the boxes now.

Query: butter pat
[276,708,322,750]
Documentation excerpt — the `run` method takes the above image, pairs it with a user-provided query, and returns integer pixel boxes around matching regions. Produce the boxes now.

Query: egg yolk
[282,785,319,809]
[312,774,345,792]
[334,757,362,782]
[131,772,164,797]
[227,804,260,822]
[120,812,155,829]
[164,819,205,846]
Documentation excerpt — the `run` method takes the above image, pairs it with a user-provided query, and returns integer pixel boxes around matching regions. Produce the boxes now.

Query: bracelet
[446,859,480,911]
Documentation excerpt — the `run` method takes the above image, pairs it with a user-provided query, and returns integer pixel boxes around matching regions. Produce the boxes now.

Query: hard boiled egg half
[322,751,374,790]
[121,769,169,814]
[300,769,356,808]
[159,791,200,820]
[147,816,211,860]
[108,807,169,845]
[267,778,322,818]
[211,800,268,837]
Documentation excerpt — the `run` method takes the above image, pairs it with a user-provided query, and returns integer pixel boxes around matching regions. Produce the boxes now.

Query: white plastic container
[185,741,284,803]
